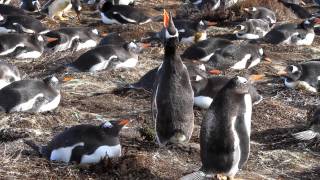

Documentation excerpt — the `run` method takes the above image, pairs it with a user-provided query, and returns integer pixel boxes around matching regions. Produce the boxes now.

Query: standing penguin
[41,0,81,21]
[0,76,60,113]
[181,76,252,180]
[152,10,194,146]
[0,61,20,89]
[25,119,129,164]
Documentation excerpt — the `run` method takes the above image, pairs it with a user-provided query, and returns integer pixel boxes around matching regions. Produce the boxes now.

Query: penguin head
[163,10,179,42]
[31,0,41,11]
[100,119,130,135]
[233,24,247,35]
[43,76,60,90]
[227,76,250,94]
[281,65,302,81]
[71,0,82,20]
[100,0,113,12]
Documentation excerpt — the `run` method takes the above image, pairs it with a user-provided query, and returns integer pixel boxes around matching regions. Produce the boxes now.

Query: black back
[0,15,47,33]
[0,4,27,15]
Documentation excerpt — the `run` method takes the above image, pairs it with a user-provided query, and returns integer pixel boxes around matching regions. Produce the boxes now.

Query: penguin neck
[163,37,183,69]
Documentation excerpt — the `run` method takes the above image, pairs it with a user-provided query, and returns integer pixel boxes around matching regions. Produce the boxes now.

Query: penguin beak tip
[118,119,130,126]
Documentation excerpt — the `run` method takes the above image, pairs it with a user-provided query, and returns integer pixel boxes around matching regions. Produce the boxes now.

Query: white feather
[80,144,121,164]
[50,142,84,163]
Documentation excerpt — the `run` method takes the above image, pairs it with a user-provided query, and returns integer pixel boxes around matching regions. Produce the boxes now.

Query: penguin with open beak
[41,0,82,21]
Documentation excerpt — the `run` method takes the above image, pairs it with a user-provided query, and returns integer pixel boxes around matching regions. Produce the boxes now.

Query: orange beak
[263,57,272,64]
[163,9,169,28]
[118,119,130,126]
[209,69,222,75]
[140,43,152,48]
[249,74,265,81]
[62,76,74,82]
[277,70,288,76]
[101,32,108,37]
[206,21,217,26]
[47,37,59,43]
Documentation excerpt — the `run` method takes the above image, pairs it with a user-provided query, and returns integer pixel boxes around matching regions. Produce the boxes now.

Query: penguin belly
[10,93,44,112]
[38,94,61,112]
[100,13,121,24]
[80,144,121,164]
[76,39,98,51]
[50,142,84,162]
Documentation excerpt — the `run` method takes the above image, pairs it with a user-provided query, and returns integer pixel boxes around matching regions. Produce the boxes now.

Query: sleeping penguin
[152,10,194,146]
[41,0,81,21]
[0,33,45,59]
[0,14,48,34]
[20,0,41,12]
[233,19,271,40]
[25,119,129,164]
[0,76,60,113]
[278,60,320,92]
[45,27,100,52]
[244,6,276,25]
[181,76,252,180]
[0,61,20,89]
[293,107,320,140]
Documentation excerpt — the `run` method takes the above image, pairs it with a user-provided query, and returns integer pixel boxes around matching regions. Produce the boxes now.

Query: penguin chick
[0,61,20,89]
[25,119,129,164]
[234,19,271,40]
[41,0,82,21]
[278,60,320,92]
[293,107,320,140]
[152,10,194,146]
[0,76,60,113]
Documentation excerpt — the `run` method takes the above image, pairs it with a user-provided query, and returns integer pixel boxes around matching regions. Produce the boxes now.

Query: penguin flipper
[293,130,319,140]
[180,171,211,180]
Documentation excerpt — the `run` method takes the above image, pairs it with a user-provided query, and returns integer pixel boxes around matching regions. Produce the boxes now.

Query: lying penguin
[244,6,276,25]
[233,19,271,40]
[20,0,41,12]
[0,33,45,59]
[25,119,129,164]
[0,61,20,89]
[152,10,194,145]
[278,60,320,92]
[0,76,60,113]
[293,107,320,140]
[181,76,252,180]
[41,0,81,21]
[261,17,320,45]
[0,14,48,34]
[45,27,100,52]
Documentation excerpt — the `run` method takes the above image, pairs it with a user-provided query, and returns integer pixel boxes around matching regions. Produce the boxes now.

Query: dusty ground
[0,0,320,179]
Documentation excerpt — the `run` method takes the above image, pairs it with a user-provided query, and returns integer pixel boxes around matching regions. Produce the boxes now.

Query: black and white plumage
[0,61,20,89]
[208,42,266,70]
[293,107,320,140]
[41,0,81,21]
[0,4,28,15]
[0,14,48,34]
[98,32,126,46]
[261,17,320,45]
[0,33,44,59]
[20,0,41,12]
[67,42,142,72]
[181,38,232,62]
[45,27,100,52]
[0,76,60,113]
[100,1,158,25]
[278,60,320,92]
[244,6,276,25]
[182,76,252,180]
[280,0,311,19]
[234,19,271,40]
[152,11,194,145]
[25,119,129,164]
[190,0,221,11]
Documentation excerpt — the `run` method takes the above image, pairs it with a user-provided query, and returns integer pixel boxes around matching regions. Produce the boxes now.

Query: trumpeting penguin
[261,17,320,45]
[67,42,146,72]
[181,38,232,62]
[278,60,320,92]
[0,33,45,59]
[41,0,81,21]
[233,19,271,40]
[0,76,60,113]
[99,1,161,25]
[20,0,41,12]
[0,14,48,34]
[152,10,194,146]
[0,61,20,89]
[181,76,252,180]
[25,119,129,164]
[293,107,320,140]
[0,4,28,15]
[244,6,276,25]
[207,42,271,71]
[45,27,100,52]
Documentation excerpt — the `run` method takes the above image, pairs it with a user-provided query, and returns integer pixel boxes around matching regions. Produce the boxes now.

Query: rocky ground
[0,0,320,179]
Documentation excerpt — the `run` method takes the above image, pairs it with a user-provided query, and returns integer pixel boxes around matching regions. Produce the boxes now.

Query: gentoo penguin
[208,42,270,70]
[280,0,311,19]
[152,10,194,145]
[293,107,320,140]
[278,60,320,92]
[41,0,81,21]
[67,42,143,72]
[233,19,271,40]
[244,7,276,25]
[181,76,252,180]
[0,33,45,59]
[0,76,60,113]
[45,27,100,52]
[20,0,41,12]
[181,38,232,62]
[0,14,48,34]
[98,32,126,46]
[100,1,161,25]
[25,119,129,164]
[0,0,10,4]
[192,76,262,109]
[0,61,20,89]
[0,4,28,16]
[262,17,320,45]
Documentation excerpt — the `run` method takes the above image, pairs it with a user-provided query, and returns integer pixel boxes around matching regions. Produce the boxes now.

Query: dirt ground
[0,0,320,179]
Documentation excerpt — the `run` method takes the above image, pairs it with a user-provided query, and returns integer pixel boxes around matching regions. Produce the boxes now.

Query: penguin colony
[0,0,319,179]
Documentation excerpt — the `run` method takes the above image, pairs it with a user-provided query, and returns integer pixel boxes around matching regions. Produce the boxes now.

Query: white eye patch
[102,121,113,128]
[92,29,98,35]
[237,76,248,84]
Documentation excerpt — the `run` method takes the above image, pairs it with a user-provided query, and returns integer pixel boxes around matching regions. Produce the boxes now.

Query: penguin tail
[151,15,163,22]
[293,130,319,140]
[169,131,188,144]
[180,171,211,180]
[24,139,47,157]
